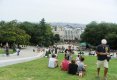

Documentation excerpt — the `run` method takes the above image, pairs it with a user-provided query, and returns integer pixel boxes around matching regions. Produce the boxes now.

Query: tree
[105,32,117,49]
[0,20,31,47]
[38,18,53,47]
[53,34,60,43]
[81,21,117,49]
[0,19,55,47]
[19,21,40,45]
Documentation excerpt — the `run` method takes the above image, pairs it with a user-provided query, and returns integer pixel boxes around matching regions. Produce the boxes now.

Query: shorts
[97,60,108,68]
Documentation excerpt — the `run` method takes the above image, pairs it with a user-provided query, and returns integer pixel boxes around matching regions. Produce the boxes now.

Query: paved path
[0,46,46,67]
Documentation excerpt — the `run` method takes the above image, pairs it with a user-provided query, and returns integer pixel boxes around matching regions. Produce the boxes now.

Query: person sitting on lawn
[60,56,70,71]
[48,54,58,68]
[77,57,87,77]
[76,55,81,63]
[68,59,78,75]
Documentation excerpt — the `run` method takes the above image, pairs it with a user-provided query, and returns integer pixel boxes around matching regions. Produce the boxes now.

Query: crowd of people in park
[0,39,117,80]
[48,45,87,78]
[48,39,116,80]
[34,45,45,53]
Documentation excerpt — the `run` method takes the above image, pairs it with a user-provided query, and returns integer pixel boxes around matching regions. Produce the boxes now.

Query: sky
[0,0,117,24]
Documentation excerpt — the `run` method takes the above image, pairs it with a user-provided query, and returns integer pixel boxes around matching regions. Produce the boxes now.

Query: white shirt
[76,57,80,63]
[48,58,57,68]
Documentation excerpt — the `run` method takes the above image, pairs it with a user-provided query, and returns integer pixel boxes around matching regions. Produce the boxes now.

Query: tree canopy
[81,21,117,49]
[0,20,30,45]
[0,19,56,47]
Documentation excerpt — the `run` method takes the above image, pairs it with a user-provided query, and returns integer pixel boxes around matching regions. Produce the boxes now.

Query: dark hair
[68,46,71,48]
[80,57,84,62]
[52,54,56,58]
[64,56,68,60]
[71,60,75,64]
[77,55,80,57]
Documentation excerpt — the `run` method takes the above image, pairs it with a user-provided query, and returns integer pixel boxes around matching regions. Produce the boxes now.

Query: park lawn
[0,54,117,80]
[0,48,14,54]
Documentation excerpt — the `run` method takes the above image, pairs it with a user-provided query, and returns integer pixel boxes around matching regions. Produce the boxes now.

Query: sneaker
[96,76,100,80]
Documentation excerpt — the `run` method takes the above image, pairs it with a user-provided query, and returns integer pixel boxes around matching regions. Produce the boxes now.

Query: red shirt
[61,59,70,71]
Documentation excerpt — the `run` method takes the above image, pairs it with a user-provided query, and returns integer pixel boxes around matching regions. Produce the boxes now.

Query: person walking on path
[16,48,20,56]
[4,43,9,56]
[96,39,110,80]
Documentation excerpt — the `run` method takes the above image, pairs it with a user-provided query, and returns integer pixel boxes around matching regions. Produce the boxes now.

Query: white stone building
[52,25,85,41]
[52,26,65,40]
[64,28,82,41]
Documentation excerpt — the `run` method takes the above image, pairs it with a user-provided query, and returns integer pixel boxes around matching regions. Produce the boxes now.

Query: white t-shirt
[48,58,57,68]
[76,57,80,61]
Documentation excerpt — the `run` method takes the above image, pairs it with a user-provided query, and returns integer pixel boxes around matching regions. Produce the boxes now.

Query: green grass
[0,48,14,54]
[0,54,117,80]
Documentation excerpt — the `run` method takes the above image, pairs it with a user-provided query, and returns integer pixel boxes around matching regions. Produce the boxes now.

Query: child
[77,57,87,77]
[76,55,81,63]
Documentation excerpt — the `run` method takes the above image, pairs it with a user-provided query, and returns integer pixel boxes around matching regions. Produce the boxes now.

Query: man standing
[65,46,73,61]
[96,39,110,80]
[5,43,9,56]
[54,46,58,54]
[16,48,20,56]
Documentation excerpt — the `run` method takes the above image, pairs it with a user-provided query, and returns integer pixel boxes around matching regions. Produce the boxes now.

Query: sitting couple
[60,56,87,77]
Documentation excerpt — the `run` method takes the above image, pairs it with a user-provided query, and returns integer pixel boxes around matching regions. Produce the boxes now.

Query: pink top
[61,59,70,71]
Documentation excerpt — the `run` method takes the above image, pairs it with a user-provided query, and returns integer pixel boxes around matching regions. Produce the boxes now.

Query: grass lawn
[0,54,117,80]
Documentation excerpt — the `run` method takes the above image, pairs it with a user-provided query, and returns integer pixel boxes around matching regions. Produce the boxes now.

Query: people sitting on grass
[76,56,87,77]
[76,55,81,63]
[60,56,70,71]
[48,54,58,68]
[68,59,78,75]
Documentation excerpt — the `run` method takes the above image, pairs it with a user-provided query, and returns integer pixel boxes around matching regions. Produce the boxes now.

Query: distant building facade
[64,28,82,41]
[51,23,85,42]
[52,26,65,40]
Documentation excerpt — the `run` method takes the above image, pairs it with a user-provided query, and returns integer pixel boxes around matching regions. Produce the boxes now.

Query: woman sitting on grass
[60,56,70,71]
[76,55,81,63]
[68,59,78,75]
[48,54,58,68]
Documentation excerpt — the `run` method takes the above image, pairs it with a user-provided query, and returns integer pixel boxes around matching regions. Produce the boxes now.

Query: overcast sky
[0,0,117,24]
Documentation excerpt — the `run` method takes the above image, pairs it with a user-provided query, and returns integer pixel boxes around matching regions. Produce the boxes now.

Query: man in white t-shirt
[48,54,58,68]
